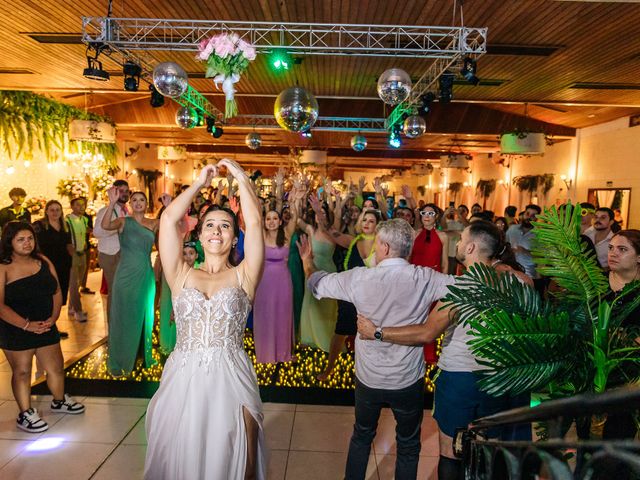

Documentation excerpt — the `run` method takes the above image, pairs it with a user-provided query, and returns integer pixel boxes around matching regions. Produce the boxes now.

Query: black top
[0,206,31,230]
[334,243,366,335]
[0,261,60,350]
[605,286,640,328]
[33,221,72,304]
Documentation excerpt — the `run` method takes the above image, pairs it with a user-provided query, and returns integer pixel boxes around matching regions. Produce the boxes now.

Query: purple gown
[253,245,294,363]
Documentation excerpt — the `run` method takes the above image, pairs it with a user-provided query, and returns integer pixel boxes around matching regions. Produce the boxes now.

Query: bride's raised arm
[159,165,217,287]
[218,158,264,299]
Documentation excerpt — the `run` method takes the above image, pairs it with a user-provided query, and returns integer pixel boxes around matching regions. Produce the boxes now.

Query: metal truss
[228,115,385,132]
[82,17,487,59]
[385,55,462,130]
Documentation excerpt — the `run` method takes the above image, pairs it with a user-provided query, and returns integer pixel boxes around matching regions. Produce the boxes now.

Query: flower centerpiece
[197,33,256,119]
[91,172,115,199]
[25,196,47,215]
[56,176,89,200]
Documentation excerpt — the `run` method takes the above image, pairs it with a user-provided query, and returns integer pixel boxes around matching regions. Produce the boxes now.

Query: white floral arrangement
[56,176,89,200]
[25,196,47,215]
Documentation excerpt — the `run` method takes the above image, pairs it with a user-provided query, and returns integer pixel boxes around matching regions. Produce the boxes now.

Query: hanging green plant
[541,173,555,195]
[448,182,463,195]
[416,185,426,196]
[0,91,118,169]
[512,175,539,194]
[476,179,497,199]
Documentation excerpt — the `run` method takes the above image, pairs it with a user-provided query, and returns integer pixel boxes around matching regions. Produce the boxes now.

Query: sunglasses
[420,210,437,217]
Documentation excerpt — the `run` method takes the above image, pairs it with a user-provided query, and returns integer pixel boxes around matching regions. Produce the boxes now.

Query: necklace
[344,234,375,270]
[610,269,640,292]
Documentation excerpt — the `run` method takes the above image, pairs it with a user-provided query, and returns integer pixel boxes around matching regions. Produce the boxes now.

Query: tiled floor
[0,271,440,479]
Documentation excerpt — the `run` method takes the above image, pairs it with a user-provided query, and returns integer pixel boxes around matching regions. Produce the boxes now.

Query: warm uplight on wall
[463,182,470,187]
[560,174,573,190]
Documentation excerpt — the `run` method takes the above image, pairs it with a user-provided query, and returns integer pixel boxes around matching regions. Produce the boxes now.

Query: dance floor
[0,271,441,479]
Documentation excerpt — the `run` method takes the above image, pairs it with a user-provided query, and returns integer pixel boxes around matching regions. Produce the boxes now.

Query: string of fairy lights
[68,311,440,392]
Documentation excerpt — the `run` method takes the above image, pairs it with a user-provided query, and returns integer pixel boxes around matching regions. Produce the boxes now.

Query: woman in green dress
[101,189,159,376]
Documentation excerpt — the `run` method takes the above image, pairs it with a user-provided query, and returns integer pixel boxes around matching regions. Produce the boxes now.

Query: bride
[144,159,265,479]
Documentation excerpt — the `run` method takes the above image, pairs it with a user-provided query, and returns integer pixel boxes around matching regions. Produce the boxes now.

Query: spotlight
[388,132,402,149]
[439,71,455,104]
[270,50,291,71]
[418,92,436,116]
[301,128,312,138]
[123,61,142,91]
[212,126,224,138]
[149,84,165,107]
[460,57,480,86]
[82,43,110,82]
[205,117,215,134]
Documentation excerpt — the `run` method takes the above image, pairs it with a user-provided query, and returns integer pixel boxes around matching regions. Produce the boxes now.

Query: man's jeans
[345,377,424,480]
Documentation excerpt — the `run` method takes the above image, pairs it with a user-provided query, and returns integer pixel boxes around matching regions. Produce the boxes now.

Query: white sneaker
[50,394,85,415]
[17,408,49,433]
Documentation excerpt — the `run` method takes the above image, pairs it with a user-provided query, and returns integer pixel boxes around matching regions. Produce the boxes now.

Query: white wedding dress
[144,266,266,479]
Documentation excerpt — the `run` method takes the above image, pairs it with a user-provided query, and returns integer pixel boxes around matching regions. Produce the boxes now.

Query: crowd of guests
[0,173,637,479]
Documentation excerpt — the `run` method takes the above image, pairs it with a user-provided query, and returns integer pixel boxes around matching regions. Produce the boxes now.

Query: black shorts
[335,300,357,336]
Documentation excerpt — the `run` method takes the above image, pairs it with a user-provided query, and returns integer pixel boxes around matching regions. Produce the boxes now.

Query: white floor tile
[295,404,355,414]
[373,412,440,457]
[45,403,146,443]
[0,438,29,469]
[122,416,147,445]
[81,396,150,407]
[267,449,288,480]
[263,402,296,412]
[92,444,146,480]
[375,454,438,480]
[290,411,355,453]
[285,451,378,480]
[0,440,116,480]
[264,409,295,451]
[0,400,66,440]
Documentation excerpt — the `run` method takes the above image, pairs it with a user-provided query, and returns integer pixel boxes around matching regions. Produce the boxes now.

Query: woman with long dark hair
[0,222,84,433]
[253,199,299,363]
[145,160,266,479]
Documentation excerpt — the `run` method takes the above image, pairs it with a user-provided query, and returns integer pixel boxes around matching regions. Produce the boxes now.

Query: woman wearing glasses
[410,203,448,364]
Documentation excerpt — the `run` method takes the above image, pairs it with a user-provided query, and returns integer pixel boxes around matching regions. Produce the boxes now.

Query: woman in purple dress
[253,188,300,363]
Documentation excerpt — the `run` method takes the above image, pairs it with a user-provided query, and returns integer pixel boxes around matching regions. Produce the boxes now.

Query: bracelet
[22,319,29,331]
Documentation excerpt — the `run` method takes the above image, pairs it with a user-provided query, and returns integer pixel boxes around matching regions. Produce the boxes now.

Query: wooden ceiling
[2,0,640,170]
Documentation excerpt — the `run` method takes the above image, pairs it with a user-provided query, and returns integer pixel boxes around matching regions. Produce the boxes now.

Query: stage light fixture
[205,117,215,134]
[460,57,480,86]
[418,92,436,116]
[212,126,224,138]
[301,128,312,138]
[149,84,165,107]
[123,61,142,91]
[270,50,291,71]
[439,71,455,104]
[388,132,402,149]
[82,44,110,82]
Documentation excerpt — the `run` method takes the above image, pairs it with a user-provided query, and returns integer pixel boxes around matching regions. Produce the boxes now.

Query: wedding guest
[101,190,158,376]
[506,204,542,292]
[584,207,615,269]
[93,180,130,321]
[79,198,95,295]
[0,188,31,232]
[66,197,89,322]
[0,222,84,433]
[300,219,455,479]
[33,200,73,338]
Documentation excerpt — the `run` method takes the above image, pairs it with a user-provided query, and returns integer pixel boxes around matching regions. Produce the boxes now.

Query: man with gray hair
[299,218,455,480]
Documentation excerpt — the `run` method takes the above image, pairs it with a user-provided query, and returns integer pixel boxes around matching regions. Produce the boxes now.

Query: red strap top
[410,228,443,272]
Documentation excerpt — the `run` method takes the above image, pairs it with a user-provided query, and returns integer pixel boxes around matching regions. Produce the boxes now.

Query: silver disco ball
[350,134,367,152]
[153,62,188,98]
[245,132,262,150]
[403,115,427,138]
[274,87,319,132]
[377,68,412,105]
[175,106,199,129]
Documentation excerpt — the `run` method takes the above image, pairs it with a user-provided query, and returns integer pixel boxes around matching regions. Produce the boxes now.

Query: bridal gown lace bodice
[145,269,266,480]
[172,287,251,365]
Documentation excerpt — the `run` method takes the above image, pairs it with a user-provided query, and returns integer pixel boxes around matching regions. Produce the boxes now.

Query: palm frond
[441,263,547,326]
[467,310,579,395]
[531,203,608,303]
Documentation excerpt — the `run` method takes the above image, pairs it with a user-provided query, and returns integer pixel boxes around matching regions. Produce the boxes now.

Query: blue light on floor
[25,437,65,452]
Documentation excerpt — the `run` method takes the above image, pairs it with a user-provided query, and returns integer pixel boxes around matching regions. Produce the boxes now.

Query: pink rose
[215,36,235,59]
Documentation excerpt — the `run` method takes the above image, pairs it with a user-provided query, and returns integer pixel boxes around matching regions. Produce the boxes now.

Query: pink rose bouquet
[197,33,257,119]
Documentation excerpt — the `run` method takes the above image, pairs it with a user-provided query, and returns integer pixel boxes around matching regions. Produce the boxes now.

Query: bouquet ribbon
[213,74,241,118]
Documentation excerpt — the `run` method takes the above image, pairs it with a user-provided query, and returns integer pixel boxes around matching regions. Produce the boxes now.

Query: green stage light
[270,51,291,71]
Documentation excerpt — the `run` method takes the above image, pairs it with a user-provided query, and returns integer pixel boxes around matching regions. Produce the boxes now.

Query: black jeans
[345,377,424,480]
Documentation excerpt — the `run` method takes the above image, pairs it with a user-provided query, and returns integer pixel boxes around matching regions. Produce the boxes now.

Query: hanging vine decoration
[0,90,118,168]
[416,185,426,196]
[476,179,497,209]
[137,169,163,213]
[512,174,555,201]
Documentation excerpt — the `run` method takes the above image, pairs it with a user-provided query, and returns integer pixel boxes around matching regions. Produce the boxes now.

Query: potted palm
[441,203,640,436]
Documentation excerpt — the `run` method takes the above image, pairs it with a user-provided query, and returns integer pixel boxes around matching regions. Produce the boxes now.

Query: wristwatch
[374,327,384,341]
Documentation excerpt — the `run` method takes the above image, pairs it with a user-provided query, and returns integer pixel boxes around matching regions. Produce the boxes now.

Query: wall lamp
[560,174,573,190]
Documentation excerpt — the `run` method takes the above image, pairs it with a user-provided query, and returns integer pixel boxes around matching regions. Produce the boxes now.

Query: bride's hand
[217,158,246,179]
[197,165,218,188]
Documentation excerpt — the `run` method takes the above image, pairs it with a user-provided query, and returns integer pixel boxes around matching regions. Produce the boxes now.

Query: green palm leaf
[531,203,608,303]
[467,310,579,395]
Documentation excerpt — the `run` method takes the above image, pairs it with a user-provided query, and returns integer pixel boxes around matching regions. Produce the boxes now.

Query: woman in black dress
[32,200,73,305]
[0,222,84,433]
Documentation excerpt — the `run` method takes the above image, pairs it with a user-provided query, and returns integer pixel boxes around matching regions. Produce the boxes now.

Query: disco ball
[377,68,412,105]
[153,62,188,98]
[245,132,262,150]
[175,106,199,129]
[274,87,319,132]
[350,134,368,152]
[403,115,427,138]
